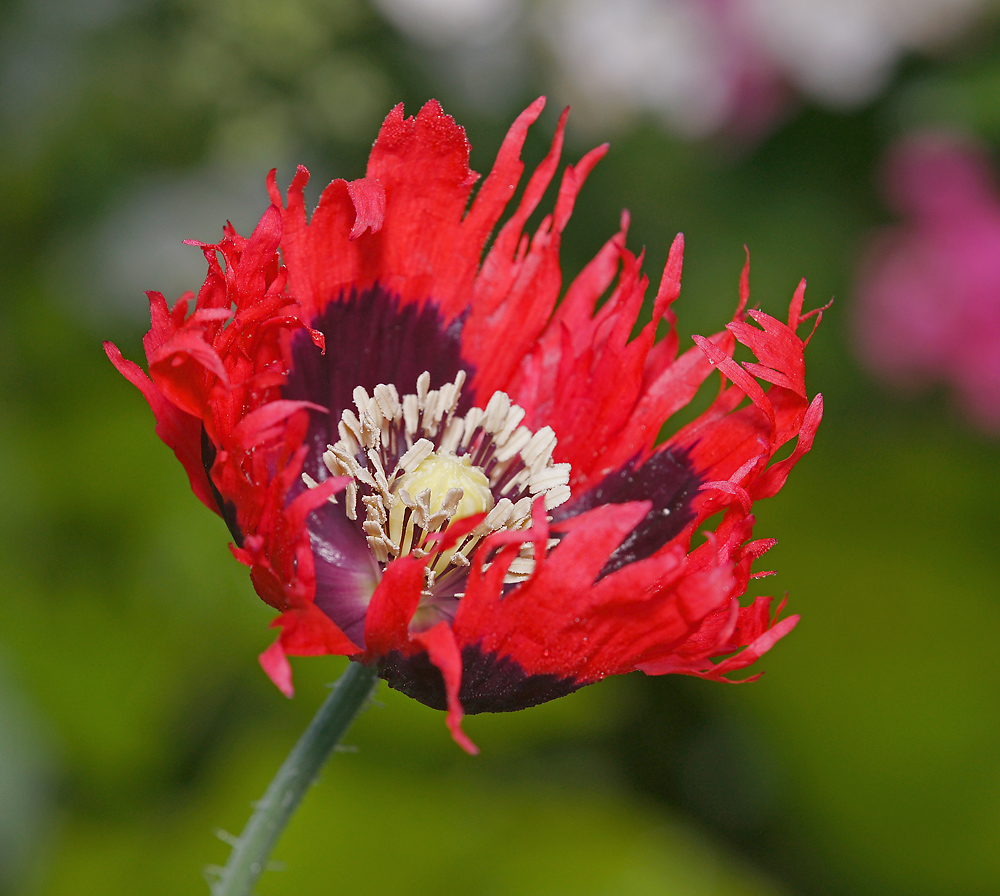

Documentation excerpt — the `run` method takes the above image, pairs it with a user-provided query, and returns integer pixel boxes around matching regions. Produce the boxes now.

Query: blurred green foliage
[2,2,1000,895]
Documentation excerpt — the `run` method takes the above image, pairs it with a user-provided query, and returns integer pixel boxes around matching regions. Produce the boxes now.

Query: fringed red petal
[111,202,358,670]
[103,341,215,512]
[413,622,477,755]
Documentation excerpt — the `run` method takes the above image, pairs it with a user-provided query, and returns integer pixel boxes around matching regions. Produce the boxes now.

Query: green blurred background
[2,1,1000,894]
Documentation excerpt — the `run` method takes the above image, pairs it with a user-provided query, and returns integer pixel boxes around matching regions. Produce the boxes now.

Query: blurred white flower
[371,0,529,109]
[746,0,986,105]
[540,0,781,137]
[370,0,519,45]
[371,0,990,137]
[544,0,725,136]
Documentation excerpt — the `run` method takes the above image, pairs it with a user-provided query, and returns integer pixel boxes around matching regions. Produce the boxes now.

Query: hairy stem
[209,661,379,896]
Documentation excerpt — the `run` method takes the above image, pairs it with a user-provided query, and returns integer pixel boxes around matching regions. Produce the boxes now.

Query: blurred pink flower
[854,133,1000,432]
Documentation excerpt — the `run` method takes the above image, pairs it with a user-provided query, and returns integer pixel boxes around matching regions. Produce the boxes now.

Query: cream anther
[306,369,573,595]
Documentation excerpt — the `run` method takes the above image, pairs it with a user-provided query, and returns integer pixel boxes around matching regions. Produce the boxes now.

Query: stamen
[399,438,434,473]
[307,370,572,608]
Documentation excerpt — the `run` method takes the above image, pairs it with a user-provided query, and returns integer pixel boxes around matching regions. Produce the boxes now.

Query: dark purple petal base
[284,286,473,481]
[201,427,244,547]
[377,644,583,714]
[554,447,701,578]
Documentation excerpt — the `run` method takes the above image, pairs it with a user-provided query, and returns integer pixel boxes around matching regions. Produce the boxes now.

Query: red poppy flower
[105,98,823,753]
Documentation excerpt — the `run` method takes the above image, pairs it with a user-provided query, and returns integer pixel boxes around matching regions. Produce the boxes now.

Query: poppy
[106,98,822,752]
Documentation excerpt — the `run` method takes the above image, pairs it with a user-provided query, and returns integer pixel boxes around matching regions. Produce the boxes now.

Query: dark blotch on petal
[377,643,582,714]
[201,427,243,548]
[284,286,474,480]
[554,447,701,578]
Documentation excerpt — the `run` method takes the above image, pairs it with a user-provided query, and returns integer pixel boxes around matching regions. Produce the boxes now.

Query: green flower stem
[210,661,380,896]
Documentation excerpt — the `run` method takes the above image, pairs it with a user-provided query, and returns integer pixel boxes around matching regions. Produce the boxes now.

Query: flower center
[304,370,570,609]
[388,451,494,548]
